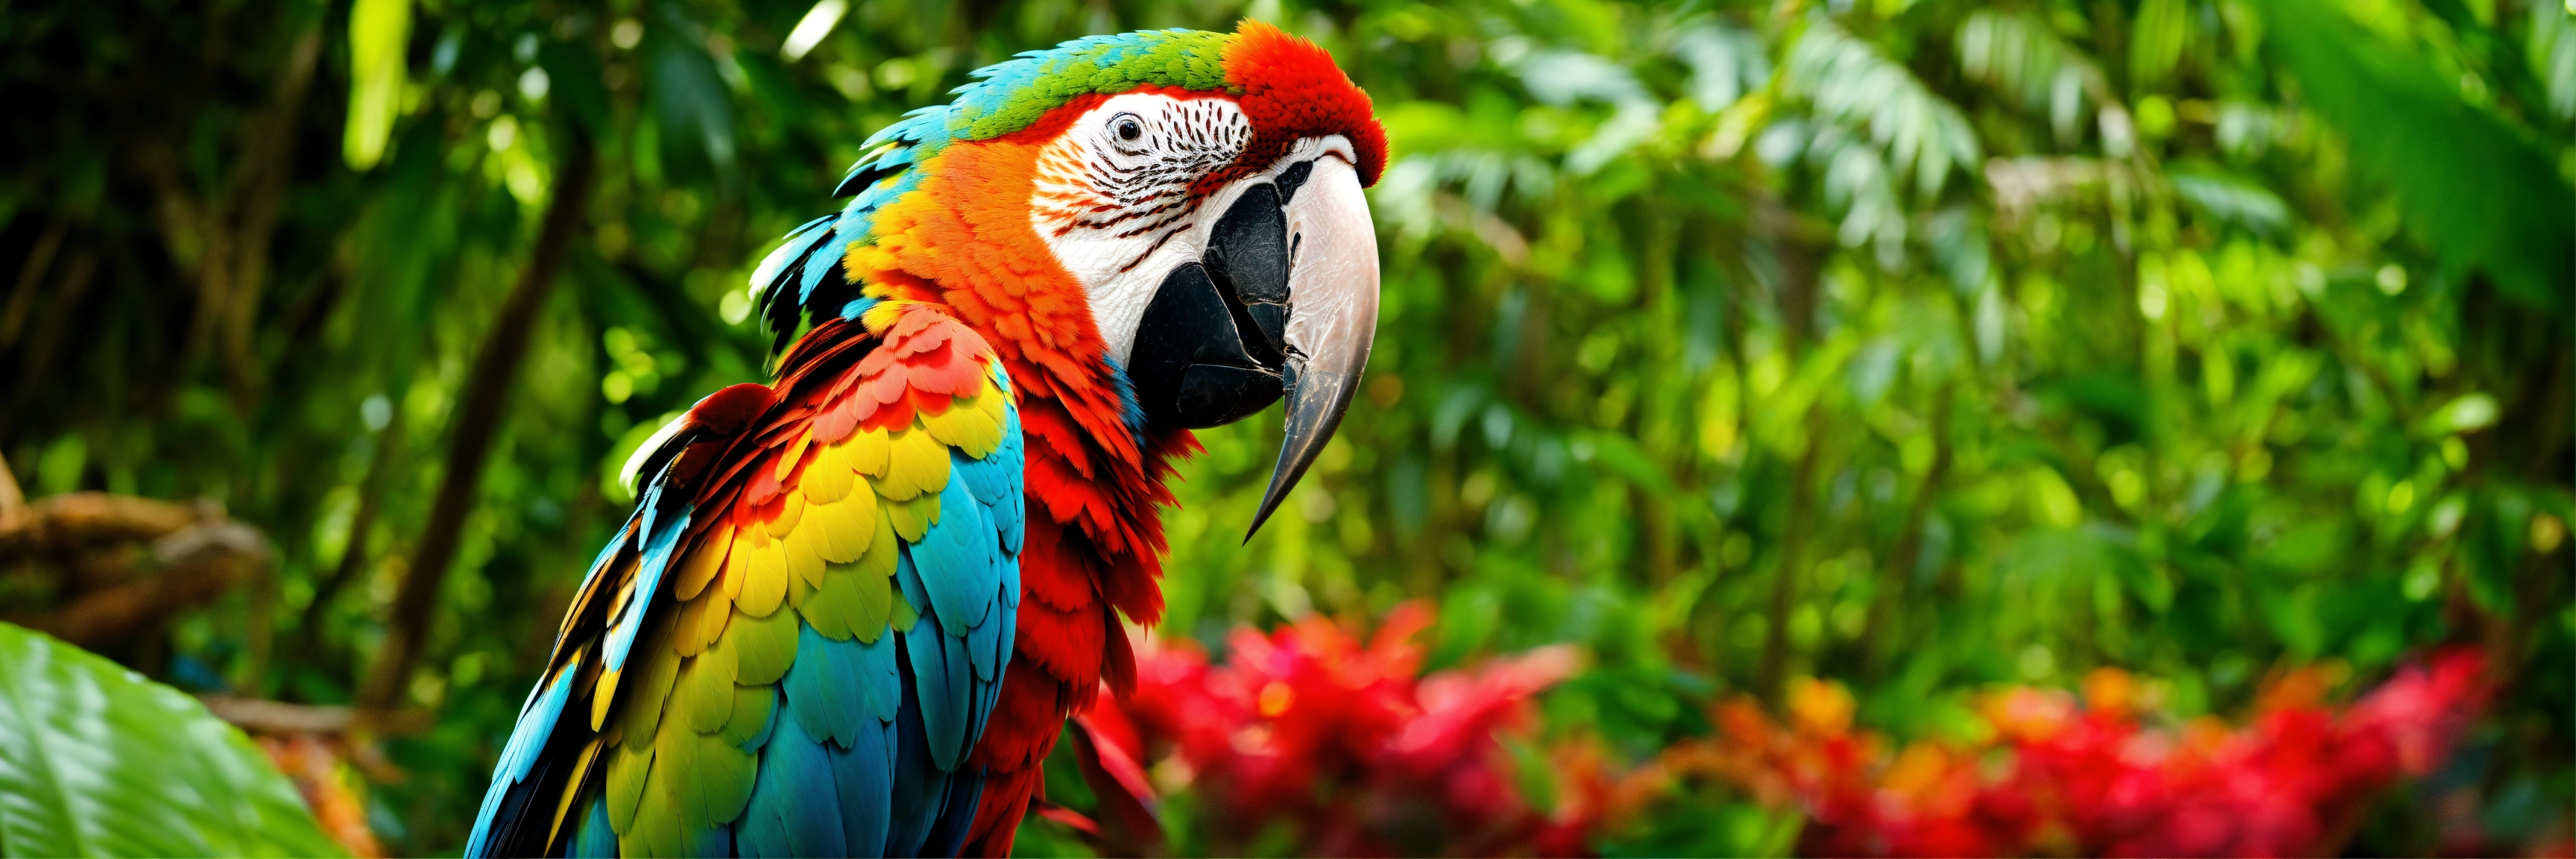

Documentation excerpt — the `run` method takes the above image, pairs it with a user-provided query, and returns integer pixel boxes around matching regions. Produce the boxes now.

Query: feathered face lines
[1033,95,1252,269]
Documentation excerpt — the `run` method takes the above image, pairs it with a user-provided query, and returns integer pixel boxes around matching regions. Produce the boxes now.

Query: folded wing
[466,302,1023,858]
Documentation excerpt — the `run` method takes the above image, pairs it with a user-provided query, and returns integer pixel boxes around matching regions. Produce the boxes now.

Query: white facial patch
[1030,93,1250,363]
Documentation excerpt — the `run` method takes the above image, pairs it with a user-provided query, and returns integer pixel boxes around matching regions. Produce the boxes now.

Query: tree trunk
[1863,380,1953,679]
[1753,196,1826,702]
[358,132,596,711]
[1757,404,1825,700]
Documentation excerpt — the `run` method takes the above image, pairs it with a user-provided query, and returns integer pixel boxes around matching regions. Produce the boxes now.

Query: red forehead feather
[1224,20,1388,186]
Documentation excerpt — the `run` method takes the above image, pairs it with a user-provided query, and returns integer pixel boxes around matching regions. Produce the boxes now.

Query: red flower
[1091,603,1579,857]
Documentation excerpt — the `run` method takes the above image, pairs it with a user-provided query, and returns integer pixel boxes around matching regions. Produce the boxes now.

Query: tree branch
[218,24,324,403]
[0,494,268,651]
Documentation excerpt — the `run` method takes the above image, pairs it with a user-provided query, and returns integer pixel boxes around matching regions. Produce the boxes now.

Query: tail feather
[962,764,1041,858]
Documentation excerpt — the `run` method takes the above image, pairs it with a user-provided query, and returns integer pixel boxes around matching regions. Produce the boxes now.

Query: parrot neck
[845,132,1184,632]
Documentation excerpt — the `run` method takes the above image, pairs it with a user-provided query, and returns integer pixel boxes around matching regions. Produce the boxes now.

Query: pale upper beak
[1251,154,1378,538]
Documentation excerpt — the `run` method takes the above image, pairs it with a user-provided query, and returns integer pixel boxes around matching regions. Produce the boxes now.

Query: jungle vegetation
[0,0,2568,852]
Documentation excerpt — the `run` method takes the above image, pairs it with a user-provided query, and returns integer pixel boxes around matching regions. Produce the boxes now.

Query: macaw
[461,20,1386,858]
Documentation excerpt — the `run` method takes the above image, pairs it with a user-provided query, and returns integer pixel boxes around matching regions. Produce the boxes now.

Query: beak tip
[1242,472,1293,544]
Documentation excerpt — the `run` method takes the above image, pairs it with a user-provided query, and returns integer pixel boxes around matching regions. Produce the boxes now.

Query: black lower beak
[1128,180,1296,430]
[1126,155,1379,540]
[1128,258,1284,429]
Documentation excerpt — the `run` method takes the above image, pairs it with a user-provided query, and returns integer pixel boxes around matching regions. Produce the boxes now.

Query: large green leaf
[0,623,344,858]
[2260,0,2575,309]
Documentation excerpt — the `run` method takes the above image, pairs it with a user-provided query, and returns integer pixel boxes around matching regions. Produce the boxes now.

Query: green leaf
[2422,392,2501,435]
[342,0,411,169]
[0,623,344,858]
[2130,0,2188,86]
[2259,0,2575,309]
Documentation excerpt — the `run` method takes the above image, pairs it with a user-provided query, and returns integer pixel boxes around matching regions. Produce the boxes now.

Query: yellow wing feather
[766,492,805,538]
[802,441,856,504]
[604,738,652,834]
[736,530,789,617]
[850,427,891,476]
[727,608,798,685]
[783,521,827,592]
[678,645,736,734]
[774,429,813,485]
[877,427,949,500]
[671,524,732,602]
[546,737,604,851]
[921,386,1006,459]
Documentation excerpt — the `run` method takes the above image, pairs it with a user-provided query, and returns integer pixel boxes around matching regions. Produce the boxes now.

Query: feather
[915,468,1000,633]
[681,641,738,734]
[767,491,806,539]
[922,770,988,858]
[827,699,899,855]
[730,608,800,686]
[616,633,682,740]
[796,567,855,641]
[783,522,827,592]
[605,496,690,672]
[572,796,616,858]
[783,626,858,747]
[676,588,730,656]
[751,215,837,299]
[546,737,604,852]
[905,609,975,771]
[724,683,780,748]
[798,231,856,304]
[852,558,897,643]
[850,428,892,477]
[885,641,953,858]
[738,711,846,858]
[605,736,653,834]
[737,529,791,617]
[802,444,856,505]
[880,428,952,501]
[463,657,581,858]
[673,523,733,602]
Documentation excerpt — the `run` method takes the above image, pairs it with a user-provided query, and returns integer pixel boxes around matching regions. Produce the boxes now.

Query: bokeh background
[0,0,2569,854]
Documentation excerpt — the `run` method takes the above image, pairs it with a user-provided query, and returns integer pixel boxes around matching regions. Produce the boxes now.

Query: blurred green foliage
[1,0,2568,852]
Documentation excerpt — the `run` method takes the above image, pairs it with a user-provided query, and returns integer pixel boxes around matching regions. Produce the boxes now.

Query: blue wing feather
[462,664,579,858]
[739,711,847,858]
[783,626,861,749]
[572,796,616,858]
[918,469,1000,631]
[886,658,950,857]
[828,701,899,854]
[604,497,689,672]
[903,608,973,771]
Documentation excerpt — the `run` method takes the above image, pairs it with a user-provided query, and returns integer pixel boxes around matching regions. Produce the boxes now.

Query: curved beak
[1246,154,1379,539]
[1122,145,1380,540]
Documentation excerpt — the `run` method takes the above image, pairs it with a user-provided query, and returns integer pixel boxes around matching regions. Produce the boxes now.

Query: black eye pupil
[1117,121,1140,142]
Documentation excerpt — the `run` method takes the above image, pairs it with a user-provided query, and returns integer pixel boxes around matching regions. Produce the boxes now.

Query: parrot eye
[1111,113,1144,145]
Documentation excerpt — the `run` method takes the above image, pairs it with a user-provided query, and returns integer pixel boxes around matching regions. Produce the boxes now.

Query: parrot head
[760,20,1386,536]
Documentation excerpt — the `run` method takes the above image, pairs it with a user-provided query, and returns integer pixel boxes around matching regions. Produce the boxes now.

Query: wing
[465,301,1024,858]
